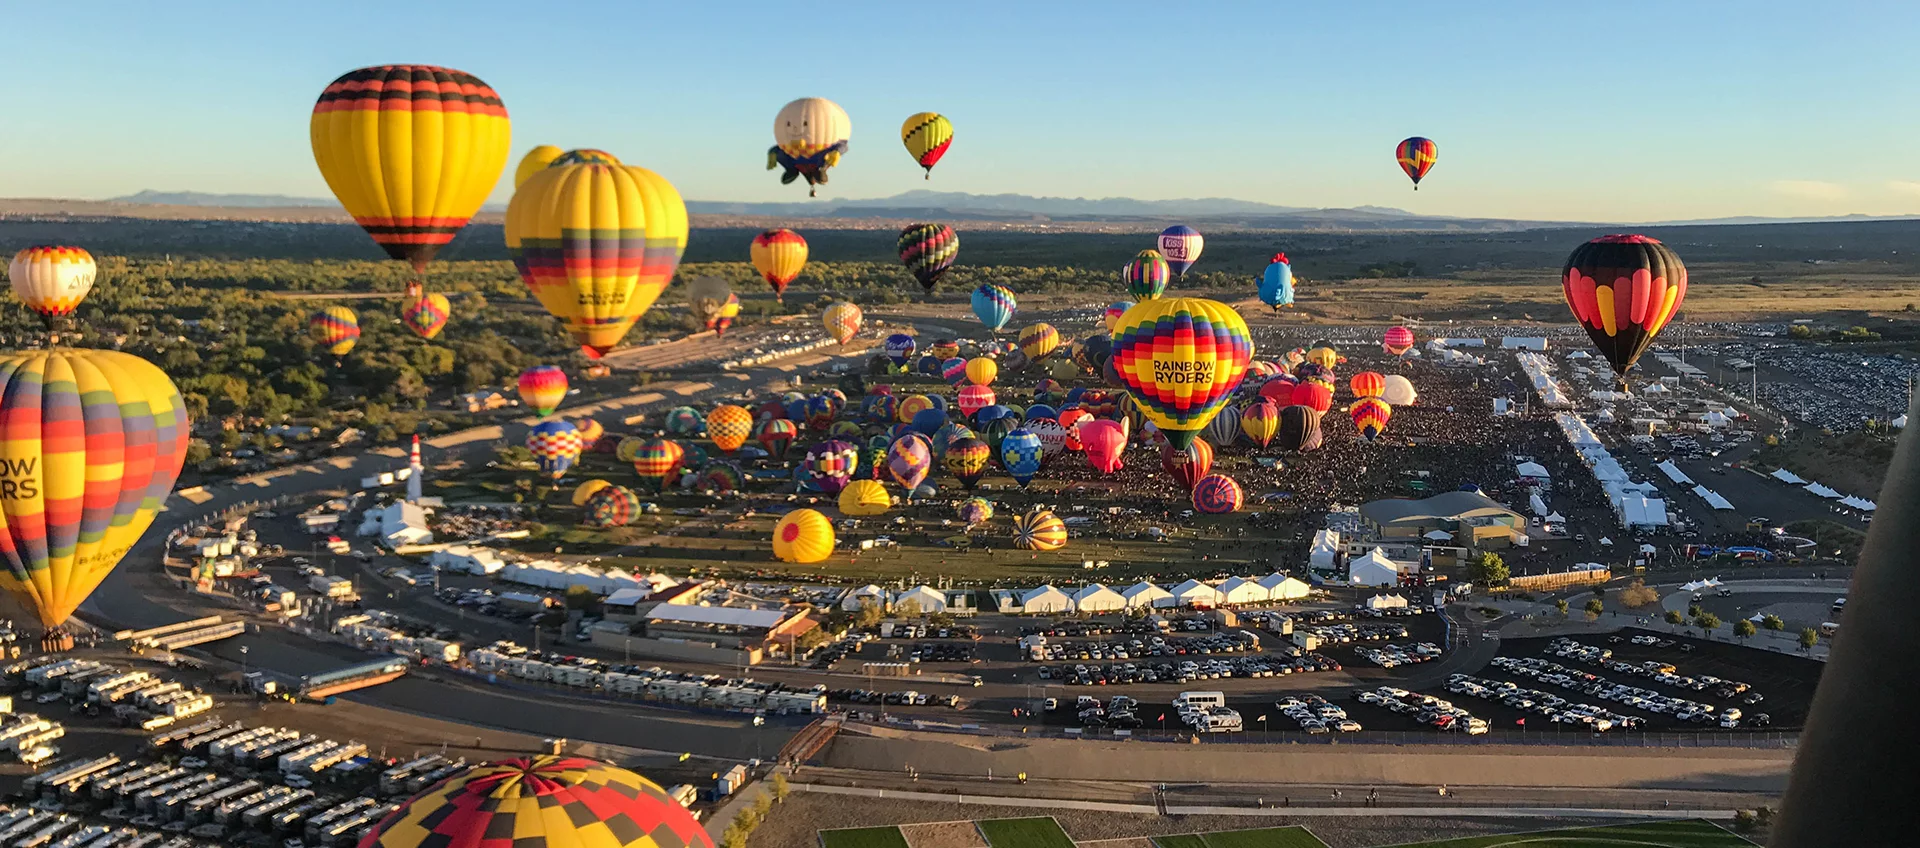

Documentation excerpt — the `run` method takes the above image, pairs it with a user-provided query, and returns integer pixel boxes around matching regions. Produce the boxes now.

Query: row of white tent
[1770,469,1877,512]
[495,560,680,595]
[952,574,1318,615]
[1517,352,1574,408]
[1555,412,1671,529]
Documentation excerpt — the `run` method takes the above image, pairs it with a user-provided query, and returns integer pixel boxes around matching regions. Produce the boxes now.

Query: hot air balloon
[1192,473,1243,514]
[632,437,684,490]
[0,350,187,632]
[964,357,998,387]
[885,434,933,492]
[8,246,96,327]
[881,333,917,369]
[929,339,961,361]
[898,223,959,290]
[1258,376,1298,406]
[1026,418,1069,465]
[517,366,568,417]
[574,418,605,451]
[687,276,733,335]
[1240,399,1280,447]
[714,293,741,336]
[1079,419,1127,474]
[311,66,511,289]
[357,755,711,848]
[758,418,798,460]
[1157,226,1204,276]
[616,436,645,463]
[1275,405,1323,453]
[1011,509,1067,551]
[944,437,991,490]
[957,496,994,528]
[1259,253,1294,311]
[1124,250,1170,301]
[769,98,851,196]
[664,406,703,436]
[506,157,688,359]
[707,405,753,453]
[513,145,563,189]
[1350,371,1386,399]
[527,420,583,482]
[1109,298,1253,449]
[1160,438,1213,490]
[803,440,858,495]
[572,479,613,506]
[1306,347,1338,370]
[1203,402,1242,449]
[941,357,969,387]
[584,485,641,528]
[838,479,891,516]
[1079,334,1113,375]
[1382,374,1418,406]
[773,509,835,563]
[1000,429,1042,487]
[1383,326,1415,355]
[1103,301,1135,334]
[863,393,898,424]
[1562,234,1688,379]
[308,307,359,357]
[1057,407,1092,453]
[401,291,451,339]
[750,229,808,301]
[901,112,953,177]
[971,284,1017,333]
[698,462,744,493]
[1293,380,1333,414]
[1018,323,1060,361]
[1396,136,1437,189]
[958,384,997,419]
[823,301,863,346]
[1351,397,1393,441]
[897,394,935,424]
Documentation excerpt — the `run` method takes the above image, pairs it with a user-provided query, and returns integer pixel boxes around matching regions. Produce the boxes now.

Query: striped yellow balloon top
[358,755,711,848]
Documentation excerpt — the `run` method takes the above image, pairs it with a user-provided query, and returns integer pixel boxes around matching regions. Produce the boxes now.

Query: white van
[1173,691,1226,716]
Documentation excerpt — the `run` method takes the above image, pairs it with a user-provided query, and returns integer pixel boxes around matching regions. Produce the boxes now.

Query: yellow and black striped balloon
[900,112,953,177]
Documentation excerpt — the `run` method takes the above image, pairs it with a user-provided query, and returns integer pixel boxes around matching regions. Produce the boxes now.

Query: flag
[1157,713,1165,721]
[1516,718,1526,726]
[1257,715,1268,722]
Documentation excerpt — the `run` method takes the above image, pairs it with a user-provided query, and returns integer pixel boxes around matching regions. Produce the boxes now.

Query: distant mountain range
[88,189,1920,229]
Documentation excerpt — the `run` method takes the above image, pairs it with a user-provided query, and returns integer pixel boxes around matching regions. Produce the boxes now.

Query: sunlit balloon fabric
[901,112,953,177]
[1382,326,1415,355]
[526,421,583,482]
[632,438,684,490]
[574,418,605,451]
[971,284,1016,333]
[1562,234,1688,377]
[309,307,360,356]
[506,159,689,359]
[706,405,753,453]
[885,434,932,491]
[1000,429,1042,487]
[1018,323,1060,361]
[750,229,808,301]
[401,292,451,339]
[898,223,959,291]
[518,365,568,417]
[1351,397,1393,441]
[514,145,563,189]
[9,246,96,319]
[585,485,641,528]
[1396,136,1437,189]
[311,66,511,274]
[822,301,863,345]
[1240,399,1280,447]
[1109,298,1253,449]
[1160,438,1213,490]
[773,509,834,563]
[804,440,858,495]
[356,755,712,848]
[572,479,612,507]
[964,357,998,387]
[1013,509,1067,551]
[0,350,188,628]
[1350,371,1385,399]
[1103,301,1134,334]
[838,479,891,516]
[1258,253,1294,311]
[1382,374,1418,406]
[1157,226,1204,276]
[1124,250,1170,301]
[957,496,994,526]
[1192,473,1243,514]
[769,98,851,196]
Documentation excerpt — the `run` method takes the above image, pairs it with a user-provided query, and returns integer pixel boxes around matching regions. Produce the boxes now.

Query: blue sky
[2,0,1916,222]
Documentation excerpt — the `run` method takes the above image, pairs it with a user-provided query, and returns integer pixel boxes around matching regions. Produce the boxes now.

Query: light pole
[239,645,249,684]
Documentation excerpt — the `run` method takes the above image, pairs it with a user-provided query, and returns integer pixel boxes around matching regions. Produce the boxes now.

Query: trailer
[249,736,317,769]
[268,795,336,832]
[289,742,364,775]
[317,805,395,847]
[147,719,223,751]
[49,825,110,848]
[299,658,408,701]
[240,789,312,829]
[24,755,120,795]
[92,764,170,800]
[6,727,65,755]
[177,724,248,756]
[377,756,442,795]
[207,727,277,760]
[131,683,185,709]
[134,774,217,811]
[0,813,54,845]
[159,778,234,821]
[82,673,151,704]
[302,799,377,841]
[93,677,162,706]
[14,816,77,848]
[407,760,468,794]
[56,761,142,800]
[185,779,260,824]
[115,834,164,848]
[146,622,246,652]
[109,767,186,801]
[25,660,100,686]
[59,668,118,698]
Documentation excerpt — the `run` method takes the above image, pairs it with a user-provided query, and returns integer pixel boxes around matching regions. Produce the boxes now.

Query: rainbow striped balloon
[1192,473,1244,514]
[526,420,583,482]
[632,437,684,490]
[1123,250,1170,301]
[309,306,360,356]
[518,365,568,417]
[584,485,641,528]
[971,284,1017,332]
[1109,298,1253,449]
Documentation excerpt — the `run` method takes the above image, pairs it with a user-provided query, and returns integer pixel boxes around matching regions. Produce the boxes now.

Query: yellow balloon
[773,508,835,563]
[1108,298,1255,449]
[823,301,863,346]
[571,479,612,506]
[900,112,953,177]
[837,479,891,517]
[964,356,997,387]
[310,65,511,275]
[8,246,96,319]
[506,161,689,359]
[1308,347,1338,369]
[514,145,563,189]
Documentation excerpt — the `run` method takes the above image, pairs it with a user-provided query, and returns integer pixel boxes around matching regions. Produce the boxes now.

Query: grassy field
[817,825,912,848]
[1152,825,1330,847]
[975,817,1077,848]
[1380,819,1754,847]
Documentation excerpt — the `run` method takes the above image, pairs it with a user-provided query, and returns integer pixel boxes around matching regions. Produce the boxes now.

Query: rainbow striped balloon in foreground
[308,306,359,356]
[0,350,189,628]
[1109,298,1253,449]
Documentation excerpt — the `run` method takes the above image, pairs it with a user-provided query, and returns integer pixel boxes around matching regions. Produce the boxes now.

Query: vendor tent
[1121,581,1175,609]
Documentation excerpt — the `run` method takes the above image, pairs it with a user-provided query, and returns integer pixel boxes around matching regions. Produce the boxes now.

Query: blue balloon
[975,405,1015,426]
[1001,429,1043,487]
[926,394,949,413]
[1025,403,1058,422]
[793,464,822,493]
[884,333,917,366]
[785,398,809,422]
[1259,254,1295,310]
[1065,387,1086,406]
[917,354,942,376]
[911,407,948,436]
[970,284,1017,333]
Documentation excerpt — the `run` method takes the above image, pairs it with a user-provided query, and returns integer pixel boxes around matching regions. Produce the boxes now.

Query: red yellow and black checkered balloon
[357,756,712,848]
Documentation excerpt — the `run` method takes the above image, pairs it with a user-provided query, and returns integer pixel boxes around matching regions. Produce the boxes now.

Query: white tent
[1349,548,1402,587]
[1217,577,1269,606]
[1170,578,1222,608]
[1309,529,1342,571]
[895,585,948,614]
[1423,529,1455,541]
[1894,415,1908,428]
[1071,584,1125,613]
[1528,492,1549,517]
[1515,461,1550,480]
[1021,585,1073,614]
[431,545,502,575]
[841,585,889,611]
[1806,483,1843,499]
[1257,573,1311,600]
[1620,497,1669,528]
[358,501,433,547]
[1680,578,1724,592]
[1770,468,1807,485]
[1122,581,1175,609]
[1655,461,1693,485]
[1691,485,1735,510]
[1364,593,1410,610]
[1545,511,1566,524]
[1638,543,1657,554]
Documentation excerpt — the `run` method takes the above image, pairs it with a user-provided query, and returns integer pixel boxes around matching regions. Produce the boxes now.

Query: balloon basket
[40,630,74,653]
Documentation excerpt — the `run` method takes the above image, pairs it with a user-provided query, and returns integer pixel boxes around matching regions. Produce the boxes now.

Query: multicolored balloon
[898,223,959,291]
[1350,371,1386,399]
[971,283,1016,332]
[883,333,917,368]
[1240,399,1280,448]
[9,246,96,320]
[773,508,835,563]
[1157,225,1204,276]
[758,418,798,460]
[1276,405,1324,453]
[518,366,568,417]
[1124,250,1170,301]
[1160,438,1214,490]
[944,437,991,490]
[885,434,933,491]
[1192,473,1243,514]
[572,479,613,507]
[1396,136,1438,189]
[707,405,753,453]
[1259,253,1294,311]
[616,436,645,463]
[309,307,360,357]
[957,496,995,527]
[1019,323,1060,361]
[584,485,641,528]
[1025,418,1069,464]
[1562,234,1688,377]
[664,406,703,436]
[958,384,997,419]
[751,229,808,301]
[699,462,744,493]
[1108,298,1254,449]
[357,756,709,848]
[929,339,961,361]
[769,98,851,197]
[527,420,584,482]
[687,276,733,335]
[1351,397,1393,441]
[574,418,605,451]
[901,112,953,177]
[402,292,452,339]
[1382,326,1415,356]
[632,437,684,490]
[803,440,858,495]
[1103,301,1135,334]
[823,301,863,346]
[1012,509,1067,551]
[1000,429,1042,487]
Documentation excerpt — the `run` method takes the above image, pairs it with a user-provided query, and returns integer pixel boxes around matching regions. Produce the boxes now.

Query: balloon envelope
[898,223,959,290]
[774,509,835,563]
[1109,298,1253,449]
[518,365,568,416]
[1079,419,1127,474]
[1160,438,1214,490]
[9,246,96,318]
[1192,474,1243,514]
[1382,374,1418,406]
[1561,234,1688,376]
[1157,225,1204,276]
[1396,136,1438,188]
[971,284,1017,332]
[751,229,808,299]
[1259,253,1294,310]
[901,112,954,175]
[1124,250,1170,301]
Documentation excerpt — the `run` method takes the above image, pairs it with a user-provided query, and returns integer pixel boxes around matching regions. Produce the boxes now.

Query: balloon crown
[551,149,620,167]
[1592,234,1659,245]
[1270,253,1289,264]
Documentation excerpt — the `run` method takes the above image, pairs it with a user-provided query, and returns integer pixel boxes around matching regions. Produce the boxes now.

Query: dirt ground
[898,820,989,848]
[748,793,1623,848]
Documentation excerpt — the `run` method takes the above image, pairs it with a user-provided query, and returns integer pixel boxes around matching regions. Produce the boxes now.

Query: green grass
[1382,819,1754,847]
[816,825,911,848]
[1196,826,1331,848]
[975,816,1076,848]
[1150,836,1211,848]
